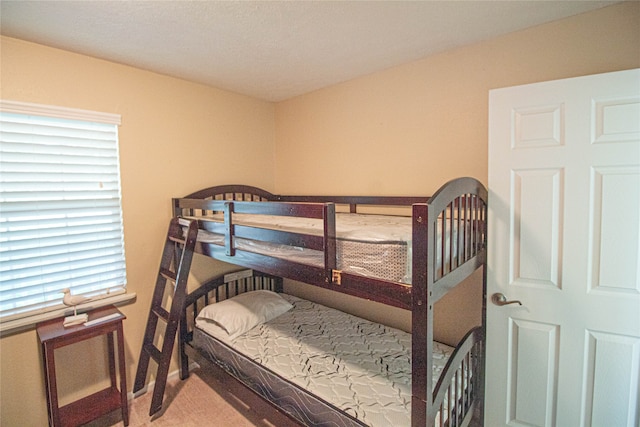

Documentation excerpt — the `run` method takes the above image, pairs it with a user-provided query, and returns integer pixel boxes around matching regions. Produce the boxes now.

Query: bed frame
[174,177,487,427]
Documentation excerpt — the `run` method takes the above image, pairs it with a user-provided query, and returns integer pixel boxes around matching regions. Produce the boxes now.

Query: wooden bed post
[323,203,337,284]
[411,203,432,427]
[476,250,488,424]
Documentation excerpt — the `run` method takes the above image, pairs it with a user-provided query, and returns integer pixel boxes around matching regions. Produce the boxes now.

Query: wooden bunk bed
[173,177,487,427]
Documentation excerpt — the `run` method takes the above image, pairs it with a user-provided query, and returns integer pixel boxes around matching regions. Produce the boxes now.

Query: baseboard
[129,361,200,401]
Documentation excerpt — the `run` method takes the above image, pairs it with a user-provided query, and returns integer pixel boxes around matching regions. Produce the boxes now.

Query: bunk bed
[174,177,487,427]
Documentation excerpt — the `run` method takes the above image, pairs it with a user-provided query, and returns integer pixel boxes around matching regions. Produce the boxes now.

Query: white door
[487,69,640,427]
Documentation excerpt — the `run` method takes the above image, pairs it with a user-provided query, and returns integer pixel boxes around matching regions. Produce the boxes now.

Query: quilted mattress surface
[195,294,453,426]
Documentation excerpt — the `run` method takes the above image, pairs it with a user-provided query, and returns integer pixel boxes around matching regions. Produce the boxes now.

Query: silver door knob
[491,293,522,306]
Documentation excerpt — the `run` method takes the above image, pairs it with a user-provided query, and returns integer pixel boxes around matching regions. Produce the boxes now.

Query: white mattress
[195,293,453,426]
[189,212,456,284]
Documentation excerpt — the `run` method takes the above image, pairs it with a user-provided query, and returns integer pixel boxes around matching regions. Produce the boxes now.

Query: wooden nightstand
[37,305,129,427]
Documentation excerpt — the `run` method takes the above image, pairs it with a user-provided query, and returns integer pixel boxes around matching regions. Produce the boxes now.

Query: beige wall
[276,2,639,342]
[1,2,639,426]
[275,2,640,197]
[0,37,275,426]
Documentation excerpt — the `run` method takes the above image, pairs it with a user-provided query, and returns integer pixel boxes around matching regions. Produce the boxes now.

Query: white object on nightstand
[61,288,91,327]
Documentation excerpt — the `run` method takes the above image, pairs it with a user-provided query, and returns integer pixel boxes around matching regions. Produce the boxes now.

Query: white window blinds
[0,101,127,322]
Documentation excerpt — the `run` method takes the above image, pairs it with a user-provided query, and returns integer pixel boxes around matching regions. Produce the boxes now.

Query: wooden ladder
[133,217,198,416]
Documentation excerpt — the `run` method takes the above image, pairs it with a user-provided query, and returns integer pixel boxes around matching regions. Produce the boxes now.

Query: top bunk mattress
[188,213,456,284]
[191,212,413,283]
[194,293,454,427]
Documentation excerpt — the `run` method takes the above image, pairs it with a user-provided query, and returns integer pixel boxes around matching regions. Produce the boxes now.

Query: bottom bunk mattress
[193,292,454,427]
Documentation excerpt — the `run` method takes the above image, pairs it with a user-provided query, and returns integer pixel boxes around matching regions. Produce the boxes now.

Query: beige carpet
[84,366,298,427]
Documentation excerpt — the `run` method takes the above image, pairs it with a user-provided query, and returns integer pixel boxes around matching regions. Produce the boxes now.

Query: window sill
[0,292,137,336]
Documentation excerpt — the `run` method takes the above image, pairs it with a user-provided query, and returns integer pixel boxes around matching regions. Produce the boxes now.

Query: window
[0,101,129,331]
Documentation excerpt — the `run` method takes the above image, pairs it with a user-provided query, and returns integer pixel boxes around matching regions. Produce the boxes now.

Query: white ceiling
[1,1,619,102]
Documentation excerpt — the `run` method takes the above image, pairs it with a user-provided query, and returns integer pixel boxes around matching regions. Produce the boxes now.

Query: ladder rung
[160,268,176,282]
[152,306,170,322]
[168,235,186,245]
[143,343,163,363]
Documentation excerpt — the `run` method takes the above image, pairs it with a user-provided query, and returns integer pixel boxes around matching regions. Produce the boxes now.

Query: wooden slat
[152,306,169,322]
[160,268,176,282]
[144,343,162,363]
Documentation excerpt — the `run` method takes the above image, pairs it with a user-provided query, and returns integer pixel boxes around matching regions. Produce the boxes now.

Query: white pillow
[196,290,293,340]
